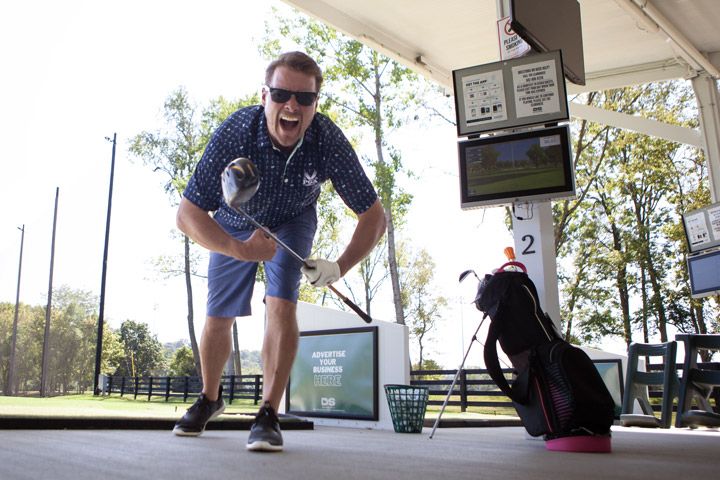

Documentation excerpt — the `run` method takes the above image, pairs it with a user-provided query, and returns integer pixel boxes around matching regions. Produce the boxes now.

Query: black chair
[620,342,678,428]
[675,334,720,428]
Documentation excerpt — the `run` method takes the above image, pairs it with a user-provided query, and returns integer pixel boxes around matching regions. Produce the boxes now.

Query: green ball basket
[384,384,429,433]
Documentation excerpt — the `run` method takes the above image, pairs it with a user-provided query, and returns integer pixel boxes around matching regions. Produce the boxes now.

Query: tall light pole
[40,187,59,397]
[94,133,116,395]
[5,225,25,396]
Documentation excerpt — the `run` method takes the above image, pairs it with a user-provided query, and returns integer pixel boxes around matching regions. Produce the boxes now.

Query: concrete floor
[0,425,719,480]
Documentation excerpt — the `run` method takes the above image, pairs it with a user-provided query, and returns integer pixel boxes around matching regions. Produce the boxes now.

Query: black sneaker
[173,387,225,436]
[246,402,283,452]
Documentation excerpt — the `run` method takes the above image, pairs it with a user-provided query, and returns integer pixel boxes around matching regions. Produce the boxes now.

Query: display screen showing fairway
[459,124,575,208]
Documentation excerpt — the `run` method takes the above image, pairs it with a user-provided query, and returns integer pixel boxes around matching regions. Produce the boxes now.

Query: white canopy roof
[281,0,720,92]
[281,0,720,200]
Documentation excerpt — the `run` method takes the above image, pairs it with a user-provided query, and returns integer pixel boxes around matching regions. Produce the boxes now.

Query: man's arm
[176,197,276,261]
[336,198,387,276]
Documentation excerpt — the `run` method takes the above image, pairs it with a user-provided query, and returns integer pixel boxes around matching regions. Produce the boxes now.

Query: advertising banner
[287,326,378,420]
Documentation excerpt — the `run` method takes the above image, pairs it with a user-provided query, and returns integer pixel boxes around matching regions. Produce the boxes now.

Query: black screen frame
[687,249,720,298]
[452,50,568,137]
[592,358,624,419]
[285,326,379,421]
[510,0,585,86]
[458,124,575,209]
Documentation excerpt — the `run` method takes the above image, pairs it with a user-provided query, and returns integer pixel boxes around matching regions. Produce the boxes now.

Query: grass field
[0,394,519,421]
[0,394,260,419]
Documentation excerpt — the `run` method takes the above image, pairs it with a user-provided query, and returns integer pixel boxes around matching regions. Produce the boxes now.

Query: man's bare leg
[261,296,299,411]
[173,315,234,436]
[200,316,235,400]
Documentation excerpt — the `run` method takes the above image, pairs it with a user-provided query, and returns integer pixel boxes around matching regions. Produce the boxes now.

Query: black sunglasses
[266,86,318,106]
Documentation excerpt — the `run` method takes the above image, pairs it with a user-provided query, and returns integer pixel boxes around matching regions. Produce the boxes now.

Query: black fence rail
[410,368,515,412]
[102,363,718,413]
[102,374,263,404]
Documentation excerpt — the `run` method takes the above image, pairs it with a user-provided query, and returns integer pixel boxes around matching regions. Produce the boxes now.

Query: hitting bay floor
[1,425,719,479]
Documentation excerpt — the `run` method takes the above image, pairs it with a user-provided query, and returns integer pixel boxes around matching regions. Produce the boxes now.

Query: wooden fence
[410,368,515,412]
[103,369,514,410]
[102,374,262,404]
[104,364,717,414]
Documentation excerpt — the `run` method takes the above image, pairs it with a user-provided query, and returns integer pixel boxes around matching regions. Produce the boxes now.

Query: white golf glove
[301,259,341,287]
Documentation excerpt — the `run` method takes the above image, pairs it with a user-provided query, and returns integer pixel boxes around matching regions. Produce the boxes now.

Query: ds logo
[321,397,336,408]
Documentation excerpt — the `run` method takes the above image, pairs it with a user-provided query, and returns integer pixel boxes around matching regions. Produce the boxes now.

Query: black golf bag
[473,263,615,446]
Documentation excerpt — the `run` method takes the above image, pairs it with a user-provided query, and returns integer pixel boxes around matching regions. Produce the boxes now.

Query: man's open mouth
[279,114,300,130]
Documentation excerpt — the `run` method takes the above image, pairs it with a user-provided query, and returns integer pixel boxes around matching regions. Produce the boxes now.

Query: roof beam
[569,101,703,147]
[613,0,720,79]
[568,60,690,94]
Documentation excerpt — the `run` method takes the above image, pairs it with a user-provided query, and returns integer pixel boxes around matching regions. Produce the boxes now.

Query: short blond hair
[265,51,323,91]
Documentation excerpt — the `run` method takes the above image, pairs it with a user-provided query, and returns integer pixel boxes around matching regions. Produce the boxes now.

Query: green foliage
[116,320,166,377]
[240,350,262,375]
[557,80,719,348]
[101,325,124,376]
[0,288,137,394]
[260,6,449,323]
[128,87,204,203]
[412,358,445,380]
[168,345,196,377]
[401,248,447,366]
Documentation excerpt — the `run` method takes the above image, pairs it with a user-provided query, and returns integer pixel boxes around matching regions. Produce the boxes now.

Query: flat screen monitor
[510,0,585,86]
[592,359,624,419]
[286,326,379,421]
[688,249,720,298]
[458,125,575,209]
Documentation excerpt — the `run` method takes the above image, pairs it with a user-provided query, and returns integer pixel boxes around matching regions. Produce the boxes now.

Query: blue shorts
[206,207,317,318]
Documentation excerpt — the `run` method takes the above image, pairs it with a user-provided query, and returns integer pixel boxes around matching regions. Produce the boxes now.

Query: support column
[511,201,562,330]
[691,74,720,202]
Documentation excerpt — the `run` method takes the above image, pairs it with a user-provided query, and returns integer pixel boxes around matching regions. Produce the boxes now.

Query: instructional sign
[459,70,507,128]
[452,50,568,137]
[286,327,378,421]
[682,202,720,253]
[512,59,562,118]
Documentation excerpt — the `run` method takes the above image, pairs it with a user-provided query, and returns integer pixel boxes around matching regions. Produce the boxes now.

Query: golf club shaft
[234,205,372,323]
[429,315,486,439]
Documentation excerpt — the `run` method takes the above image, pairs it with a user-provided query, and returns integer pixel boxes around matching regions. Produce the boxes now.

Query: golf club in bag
[428,267,488,439]
[221,157,372,324]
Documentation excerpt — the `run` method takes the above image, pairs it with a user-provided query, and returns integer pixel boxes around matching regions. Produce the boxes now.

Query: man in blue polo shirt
[172,51,386,452]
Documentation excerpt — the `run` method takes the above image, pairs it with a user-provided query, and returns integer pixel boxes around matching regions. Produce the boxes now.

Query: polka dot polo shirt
[184,106,378,230]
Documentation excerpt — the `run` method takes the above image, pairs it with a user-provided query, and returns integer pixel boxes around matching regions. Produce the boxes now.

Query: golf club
[221,158,372,324]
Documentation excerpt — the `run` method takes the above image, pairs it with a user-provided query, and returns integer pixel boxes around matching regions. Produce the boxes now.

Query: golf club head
[458,269,478,283]
[222,157,260,208]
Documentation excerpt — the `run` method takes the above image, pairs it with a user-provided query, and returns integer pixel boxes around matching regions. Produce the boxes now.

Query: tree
[116,320,166,377]
[1,288,120,394]
[169,345,196,377]
[129,89,260,377]
[46,287,100,393]
[401,248,447,367]
[557,81,714,348]
[101,326,124,377]
[129,87,205,375]
[261,7,443,324]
